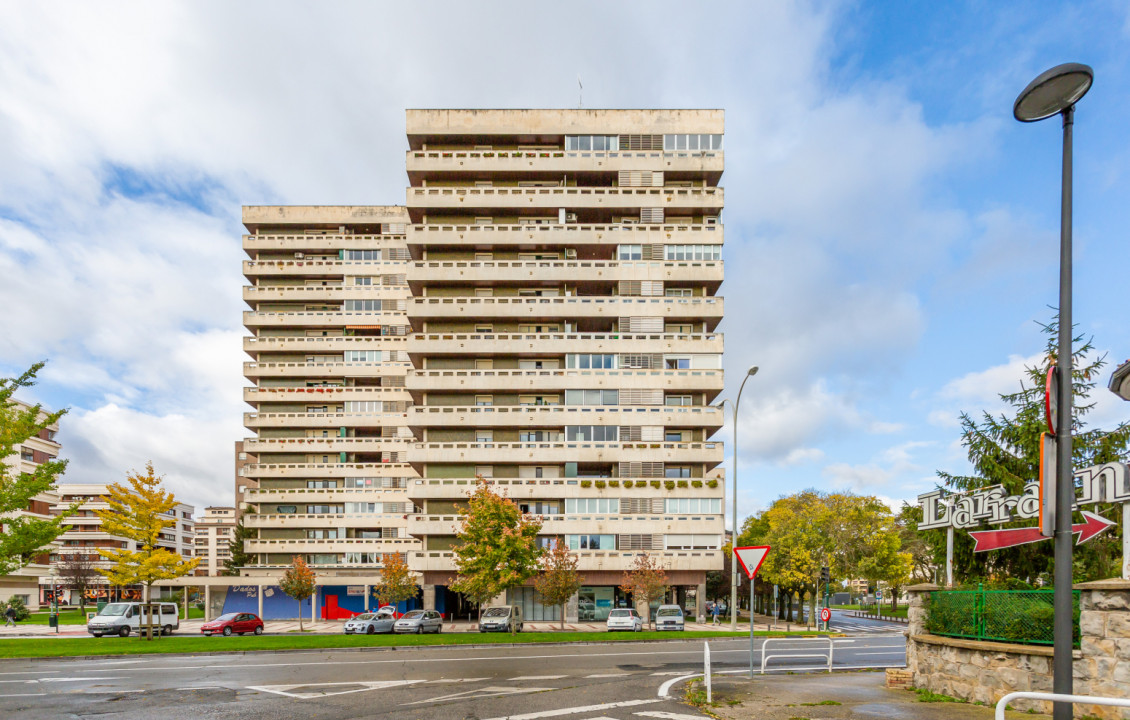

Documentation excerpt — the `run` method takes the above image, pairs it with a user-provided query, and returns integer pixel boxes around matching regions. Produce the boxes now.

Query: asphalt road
[0,632,906,720]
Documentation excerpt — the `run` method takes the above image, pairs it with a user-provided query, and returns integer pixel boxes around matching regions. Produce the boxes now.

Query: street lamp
[49,566,59,634]
[716,365,759,632]
[1014,61,1093,720]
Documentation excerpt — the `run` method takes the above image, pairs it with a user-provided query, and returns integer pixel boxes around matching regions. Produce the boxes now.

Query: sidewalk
[705,670,1049,720]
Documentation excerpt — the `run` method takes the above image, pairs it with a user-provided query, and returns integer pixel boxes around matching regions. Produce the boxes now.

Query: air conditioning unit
[295,252,305,259]
[565,213,578,223]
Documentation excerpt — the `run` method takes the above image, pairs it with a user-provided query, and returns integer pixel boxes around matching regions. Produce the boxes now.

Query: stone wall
[905,580,1130,719]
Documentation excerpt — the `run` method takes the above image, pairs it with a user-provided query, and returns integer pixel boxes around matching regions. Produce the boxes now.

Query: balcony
[405,476,725,502]
[407,405,723,431]
[407,332,723,358]
[405,223,722,257]
[241,437,411,455]
[243,259,404,278]
[407,440,723,468]
[244,538,418,554]
[242,233,404,252]
[244,513,412,529]
[408,259,722,291]
[408,296,722,330]
[244,311,405,328]
[246,487,410,502]
[406,149,723,178]
[243,285,407,303]
[244,361,407,380]
[241,462,413,479]
[243,386,409,403]
[406,368,724,397]
[406,186,723,214]
[407,513,723,538]
[244,336,404,356]
[244,411,414,430]
[409,549,722,573]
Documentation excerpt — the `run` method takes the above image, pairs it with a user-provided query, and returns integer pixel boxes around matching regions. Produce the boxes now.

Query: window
[308,554,342,565]
[665,534,721,550]
[307,504,340,514]
[665,466,692,478]
[567,534,616,550]
[663,134,723,151]
[565,425,618,441]
[475,395,493,407]
[345,552,382,564]
[238,452,247,460]
[565,389,618,406]
[665,431,685,442]
[474,325,493,333]
[475,465,493,478]
[345,400,383,413]
[665,357,690,369]
[345,350,382,363]
[617,244,642,261]
[306,529,341,539]
[475,430,493,444]
[352,276,375,286]
[345,249,381,261]
[346,502,382,513]
[665,498,722,514]
[566,354,616,369]
[276,505,297,514]
[665,395,692,406]
[565,135,619,151]
[520,431,558,442]
[344,299,382,312]
[566,498,619,514]
[665,288,693,297]
[664,244,722,261]
[306,480,338,489]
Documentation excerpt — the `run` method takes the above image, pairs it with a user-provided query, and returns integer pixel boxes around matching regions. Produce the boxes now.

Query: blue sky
[0,0,1127,521]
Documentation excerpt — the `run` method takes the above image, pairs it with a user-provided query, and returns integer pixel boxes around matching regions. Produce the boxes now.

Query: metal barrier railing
[995,691,1130,719]
[760,637,833,674]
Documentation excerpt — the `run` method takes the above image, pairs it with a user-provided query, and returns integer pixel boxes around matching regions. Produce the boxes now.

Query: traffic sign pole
[733,546,771,678]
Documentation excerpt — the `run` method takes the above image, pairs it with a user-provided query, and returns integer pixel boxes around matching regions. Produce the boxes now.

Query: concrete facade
[194,506,237,576]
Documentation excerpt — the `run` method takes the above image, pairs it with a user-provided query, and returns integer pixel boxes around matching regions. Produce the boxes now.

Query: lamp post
[716,365,759,632]
[1014,61,1093,720]
[49,566,59,634]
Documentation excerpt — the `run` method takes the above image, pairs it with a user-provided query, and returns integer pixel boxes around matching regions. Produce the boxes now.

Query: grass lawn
[0,629,828,660]
[21,607,205,626]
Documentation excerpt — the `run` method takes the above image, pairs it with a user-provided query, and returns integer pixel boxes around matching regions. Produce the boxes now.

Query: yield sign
[969,510,1116,552]
[733,545,771,579]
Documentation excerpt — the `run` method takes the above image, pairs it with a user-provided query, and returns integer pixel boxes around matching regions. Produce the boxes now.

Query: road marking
[584,672,630,678]
[481,698,663,719]
[429,677,490,683]
[0,693,47,698]
[176,686,224,690]
[81,689,145,694]
[509,675,567,681]
[248,679,423,700]
[0,670,57,676]
[649,671,689,676]
[658,673,700,698]
[855,651,908,656]
[404,685,552,705]
[40,676,127,682]
[636,712,708,719]
[0,680,37,684]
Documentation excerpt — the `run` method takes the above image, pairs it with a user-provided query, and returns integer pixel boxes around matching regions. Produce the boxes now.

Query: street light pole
[1014,62,1093,720]
[718,366,758,632]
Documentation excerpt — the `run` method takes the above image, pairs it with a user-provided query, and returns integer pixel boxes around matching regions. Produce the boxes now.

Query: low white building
[194,507,237,576]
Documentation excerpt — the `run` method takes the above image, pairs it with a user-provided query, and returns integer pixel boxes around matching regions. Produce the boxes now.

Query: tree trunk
[298,599,304,632]
[560,603,565,631]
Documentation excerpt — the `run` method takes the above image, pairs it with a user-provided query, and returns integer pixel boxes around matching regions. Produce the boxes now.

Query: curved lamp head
[1014,63,1093,122]
[747,366,759,377]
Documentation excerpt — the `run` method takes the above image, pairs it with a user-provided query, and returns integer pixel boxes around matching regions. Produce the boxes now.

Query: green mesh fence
[924,588,1078,647]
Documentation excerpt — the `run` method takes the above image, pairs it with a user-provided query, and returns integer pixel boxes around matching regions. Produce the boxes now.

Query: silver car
[606,608,644,632]
[655,604,685,631]
[343,607,396,635]
[394,609,443,634]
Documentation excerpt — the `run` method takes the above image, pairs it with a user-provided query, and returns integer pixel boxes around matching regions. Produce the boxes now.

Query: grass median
[0,629,827,660]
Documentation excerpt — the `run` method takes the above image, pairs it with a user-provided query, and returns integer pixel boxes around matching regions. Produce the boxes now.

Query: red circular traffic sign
[820,607,831,622]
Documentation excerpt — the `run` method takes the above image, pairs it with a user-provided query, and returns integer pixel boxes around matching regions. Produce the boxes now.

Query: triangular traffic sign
[733,545,770,579]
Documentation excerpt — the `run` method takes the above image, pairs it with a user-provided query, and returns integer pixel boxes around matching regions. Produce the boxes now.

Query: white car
[655,604,685,631]
[606,608,644,632]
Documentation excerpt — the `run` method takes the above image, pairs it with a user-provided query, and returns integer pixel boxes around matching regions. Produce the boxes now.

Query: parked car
[655,604,685,631]
[394,609,442,634]
[606,608,644,632]
[87,602,180,638]
[479,605,523,633]
[201,612,264,637]
[344,606,396,635]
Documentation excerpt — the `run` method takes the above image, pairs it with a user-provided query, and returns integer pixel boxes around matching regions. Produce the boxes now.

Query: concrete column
[422,584,436,610]
[696,582,706,623]
[257,584,263,619]
[311,585,317,623]
[182,587,188,620]
[204,585,211,622]
[364,585,370,612]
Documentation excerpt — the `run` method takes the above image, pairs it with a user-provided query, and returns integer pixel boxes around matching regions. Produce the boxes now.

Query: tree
[279,555,316,631]
[373,552,418,611]
[95,462,200,626]
[533,542,583,630]
[896,503,936,584]
[619,552,668,630]
[223,519,256,576]
[450,477,543,625]
[57,552,98,614]
[935,319,1130,583]
[0,363,75,575]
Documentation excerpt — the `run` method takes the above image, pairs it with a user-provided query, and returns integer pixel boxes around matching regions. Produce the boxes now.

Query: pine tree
[279,555,316,631]
[0,363,75,575]
[450,477,543,623]
[533,542,583,630]
[936,319,1129,583]
[223,519,256,576]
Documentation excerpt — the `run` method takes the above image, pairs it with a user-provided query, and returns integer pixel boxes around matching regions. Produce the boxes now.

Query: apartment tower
[240,110,726,621]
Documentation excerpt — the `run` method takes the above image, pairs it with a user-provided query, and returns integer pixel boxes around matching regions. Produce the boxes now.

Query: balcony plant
[706,479,718,489]
[594,480,606,489]
[608,480,620,488]
[664,481,676,490]
[621,480,632,488]
[677,480,688,488]
[691,480,703,488]
[580,480,592,488]
[650,480,661,489]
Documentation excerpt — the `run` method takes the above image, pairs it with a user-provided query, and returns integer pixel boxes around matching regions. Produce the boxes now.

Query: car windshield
[402,610,424,619]
[353,613,374,621]
[608,609,631,617]
[657,608,682,617]
[482,608,510,618]
[99,603,130,617]
[216,613,240,621]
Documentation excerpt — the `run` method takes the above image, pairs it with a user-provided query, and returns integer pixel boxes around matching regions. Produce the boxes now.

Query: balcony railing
[409,149,722,161]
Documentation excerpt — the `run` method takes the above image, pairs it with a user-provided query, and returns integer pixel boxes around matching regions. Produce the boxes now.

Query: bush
[621,480,632,488]
[676,480,688,488]
[691,480,703,488]
[706,479,718,489]
[594,480,606,489]
[580,480,592,488]
[650,480,661,489]
[6,596,31,621]
[608,480,620,487]
[664,480,676,490]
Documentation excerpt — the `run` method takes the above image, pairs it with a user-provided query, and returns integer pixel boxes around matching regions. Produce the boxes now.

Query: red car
[201,612,264,637]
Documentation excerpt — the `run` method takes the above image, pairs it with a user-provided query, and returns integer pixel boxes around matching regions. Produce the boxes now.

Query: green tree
[95,462,201,621]
[533,542,583,630]
[896,503,937,584]
[619,552,668,629]
[450,478,543,623]
[373,552,418,610]
[0,363,75,575]
[223,519,256,576]
[935,320,1129,583]
[57,552,98,614]
[279,555,316,631]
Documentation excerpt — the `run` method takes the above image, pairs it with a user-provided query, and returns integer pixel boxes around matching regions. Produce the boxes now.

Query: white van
[479,605,524,632]
[87,602,180,637]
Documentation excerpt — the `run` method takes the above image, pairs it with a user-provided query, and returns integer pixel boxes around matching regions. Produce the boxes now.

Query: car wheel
[118,626,130,638]
[516,623,523,633]
[416,625,422,634]
[203,632,212,637]
[92,633,103,638]
[222,627,233,637]
[254,626,263,636]
[366,625,375,635]
[436,625,442,634]
[162,625,172,636]
[635,624,642,632]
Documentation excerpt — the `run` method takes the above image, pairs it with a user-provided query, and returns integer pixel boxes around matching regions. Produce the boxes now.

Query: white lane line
[584,673,630,678]
[636,711,709,719]
[81,689,145,694]
[0,693,47,698]
[176,686,224,690]
[429,677,491,684]
[40,676,127,683]
[649,671,688,676]
[0,679,37,684]
[658,673,700,698]
[482,698,663,720]
[509,675,567,681]
[0,670,58,676]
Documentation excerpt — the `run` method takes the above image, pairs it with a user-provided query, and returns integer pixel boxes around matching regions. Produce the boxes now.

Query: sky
[0,0,1127,525]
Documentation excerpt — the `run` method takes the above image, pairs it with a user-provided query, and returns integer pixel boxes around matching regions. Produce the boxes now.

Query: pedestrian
[711,602,720,626]
[3,604,15,627]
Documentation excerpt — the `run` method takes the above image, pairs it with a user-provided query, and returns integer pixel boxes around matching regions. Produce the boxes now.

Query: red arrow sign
[969,511,1115,552]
